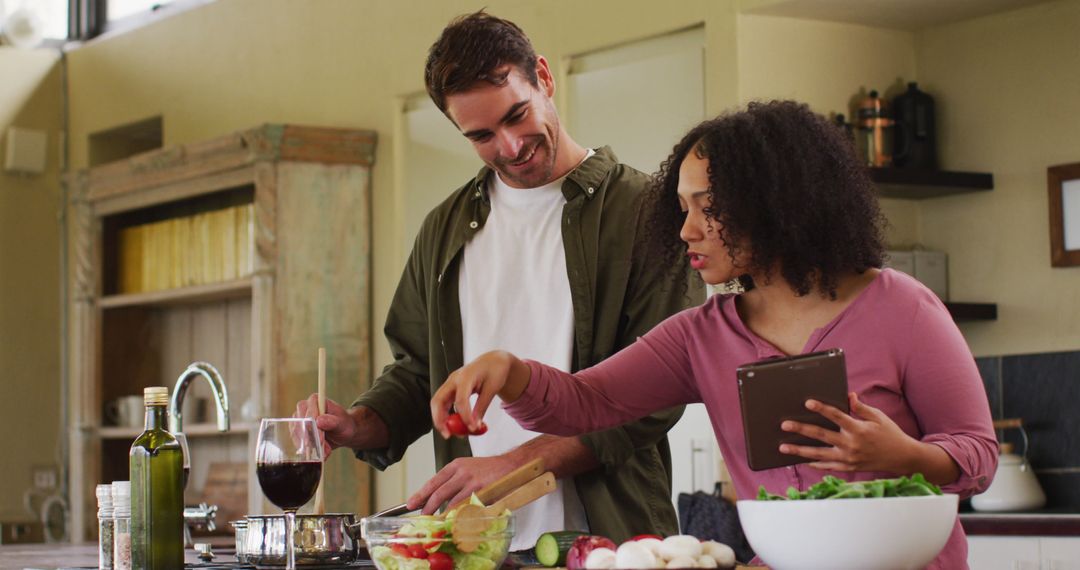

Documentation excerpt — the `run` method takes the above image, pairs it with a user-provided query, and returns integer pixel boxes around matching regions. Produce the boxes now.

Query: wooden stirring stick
[313,347,327,515]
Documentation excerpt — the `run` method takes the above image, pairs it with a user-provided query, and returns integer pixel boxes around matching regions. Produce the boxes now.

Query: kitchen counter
[960,510,1080,536]
[0,542,230,569]
[0,543,765,570]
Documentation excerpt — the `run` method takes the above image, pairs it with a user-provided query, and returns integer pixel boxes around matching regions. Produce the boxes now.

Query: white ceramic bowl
[736,494,958,570]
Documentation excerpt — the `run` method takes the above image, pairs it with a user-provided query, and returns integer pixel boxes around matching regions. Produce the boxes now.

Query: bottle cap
[111,481,131,515]
[143,386,169,406]
[96,484,113,516]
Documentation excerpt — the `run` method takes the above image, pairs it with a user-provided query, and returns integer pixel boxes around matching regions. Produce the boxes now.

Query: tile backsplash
[975,349,1080,510]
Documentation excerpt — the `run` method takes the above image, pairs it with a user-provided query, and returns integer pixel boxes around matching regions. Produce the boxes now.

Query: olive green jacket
[354,147,704,542]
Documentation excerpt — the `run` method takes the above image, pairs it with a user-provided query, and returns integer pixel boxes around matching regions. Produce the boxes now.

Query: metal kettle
[972,418,1046,512]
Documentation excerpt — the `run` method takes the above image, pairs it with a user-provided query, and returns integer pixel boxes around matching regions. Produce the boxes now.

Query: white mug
[106,395,144,428]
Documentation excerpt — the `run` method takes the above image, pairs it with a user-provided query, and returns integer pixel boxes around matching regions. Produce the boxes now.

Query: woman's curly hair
[644,100,887,299]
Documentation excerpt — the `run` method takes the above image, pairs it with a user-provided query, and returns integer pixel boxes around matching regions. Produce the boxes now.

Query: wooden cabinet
[64,124,376,541]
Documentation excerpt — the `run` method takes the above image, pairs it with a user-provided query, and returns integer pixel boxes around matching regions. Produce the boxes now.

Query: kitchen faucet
[170,362,229,547]
[169,361,230,433]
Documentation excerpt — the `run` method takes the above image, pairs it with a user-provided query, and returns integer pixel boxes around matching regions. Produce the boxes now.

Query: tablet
[737,348,850,471]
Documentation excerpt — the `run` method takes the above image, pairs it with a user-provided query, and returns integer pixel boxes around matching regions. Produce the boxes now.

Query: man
[297,10,702,549]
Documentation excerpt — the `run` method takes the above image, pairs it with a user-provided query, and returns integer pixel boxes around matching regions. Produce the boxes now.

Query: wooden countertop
[960,510,1080,536]
[0,542,233,569]
[0,544,765,570]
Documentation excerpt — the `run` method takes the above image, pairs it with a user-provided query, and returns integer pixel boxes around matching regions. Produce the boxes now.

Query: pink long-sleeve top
[505,269,997,569]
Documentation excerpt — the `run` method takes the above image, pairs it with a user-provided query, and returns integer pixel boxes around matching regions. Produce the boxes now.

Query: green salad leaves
[370,494,512,570]
[756,474,944,501]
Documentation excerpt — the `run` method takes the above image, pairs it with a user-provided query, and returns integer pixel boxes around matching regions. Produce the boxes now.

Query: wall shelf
[871,167,994,200]
[98,277,253,309]
[945,302,998,321]
[95,422,256,440]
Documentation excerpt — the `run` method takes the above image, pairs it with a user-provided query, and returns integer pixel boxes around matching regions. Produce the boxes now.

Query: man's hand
[406,455,519,514]
[295,395,390,457]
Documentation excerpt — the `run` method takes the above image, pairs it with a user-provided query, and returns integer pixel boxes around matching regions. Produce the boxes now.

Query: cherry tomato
[408,544,429,559]
[390,543,412,558]
[631,534,663,541]
[446,413,469,437]
[469,422,488,435]
[423,529,448,549]
[428,551,453,570]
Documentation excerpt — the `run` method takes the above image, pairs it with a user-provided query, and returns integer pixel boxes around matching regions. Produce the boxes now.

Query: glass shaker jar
[111,481,132,570]
[96,484,114,569]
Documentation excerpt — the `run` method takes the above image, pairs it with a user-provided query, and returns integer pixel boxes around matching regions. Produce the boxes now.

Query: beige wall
[0,48,63,520]
[916,0,1080,356]
[735,14,922,248]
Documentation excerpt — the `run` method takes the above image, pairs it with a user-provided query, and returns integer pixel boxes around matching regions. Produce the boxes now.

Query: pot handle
[994,418,1032,470]
[993,418,1023,429]
[346,518,365,541]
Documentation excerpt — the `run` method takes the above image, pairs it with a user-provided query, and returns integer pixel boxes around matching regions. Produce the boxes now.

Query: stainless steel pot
[231,520,249,564]
[237,513,364,567]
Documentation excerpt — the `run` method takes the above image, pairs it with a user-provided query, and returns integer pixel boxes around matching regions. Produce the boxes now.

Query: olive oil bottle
[129,386,184,569]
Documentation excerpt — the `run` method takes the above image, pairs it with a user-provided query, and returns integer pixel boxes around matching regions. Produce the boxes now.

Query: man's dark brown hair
[424,10,539,114]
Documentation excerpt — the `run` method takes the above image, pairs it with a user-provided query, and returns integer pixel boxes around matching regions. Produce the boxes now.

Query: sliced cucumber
[535,530,588,567]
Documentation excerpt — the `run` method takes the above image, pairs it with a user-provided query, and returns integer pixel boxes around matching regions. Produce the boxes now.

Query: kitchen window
[69,0,212,40]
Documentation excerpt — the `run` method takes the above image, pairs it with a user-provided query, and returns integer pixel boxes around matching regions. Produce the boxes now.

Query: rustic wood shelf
[95,422,256,440]
[944,302,998,321]
[98,277,253,309]
[65,124,376,540]
[871,167,994,199]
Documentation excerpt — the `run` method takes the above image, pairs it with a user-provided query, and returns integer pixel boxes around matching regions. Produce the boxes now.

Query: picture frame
[1048,162,1080,267]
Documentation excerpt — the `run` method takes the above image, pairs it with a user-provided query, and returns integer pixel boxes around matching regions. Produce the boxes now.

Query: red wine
[256,461,322,511]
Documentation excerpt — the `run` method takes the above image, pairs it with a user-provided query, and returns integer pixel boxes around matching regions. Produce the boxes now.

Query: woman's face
[677,151,743,285]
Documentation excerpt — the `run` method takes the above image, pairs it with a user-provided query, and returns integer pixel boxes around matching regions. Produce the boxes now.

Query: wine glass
[255,418,323,570]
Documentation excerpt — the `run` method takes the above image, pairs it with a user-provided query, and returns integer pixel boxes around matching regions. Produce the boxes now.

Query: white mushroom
[659,535,703,561]
[696,555,718,569]
[584,547,617,570]
[616,541,661,569]
[700,541,736,568]
[637,537,664,557]
[665,555,698,569]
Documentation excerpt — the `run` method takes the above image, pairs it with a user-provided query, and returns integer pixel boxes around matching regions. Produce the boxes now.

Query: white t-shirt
[458,152,594,550]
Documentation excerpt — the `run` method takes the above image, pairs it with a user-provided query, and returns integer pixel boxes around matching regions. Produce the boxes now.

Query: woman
[431,101,996,569]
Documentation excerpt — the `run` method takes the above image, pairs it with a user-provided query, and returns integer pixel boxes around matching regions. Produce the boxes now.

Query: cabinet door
[1042,537,1080,570]
[968,536,1040,570]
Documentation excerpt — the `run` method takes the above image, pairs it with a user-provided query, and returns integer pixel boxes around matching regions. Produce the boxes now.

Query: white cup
[106,395,145,428]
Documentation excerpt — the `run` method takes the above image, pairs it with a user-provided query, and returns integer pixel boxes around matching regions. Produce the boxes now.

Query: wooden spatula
[453,471,556,552]
[440,457,544,516]
[373,458,545,519]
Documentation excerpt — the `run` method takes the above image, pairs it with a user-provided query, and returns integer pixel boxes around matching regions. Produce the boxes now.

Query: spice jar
[112,481,132,570]
[96,484,114,569]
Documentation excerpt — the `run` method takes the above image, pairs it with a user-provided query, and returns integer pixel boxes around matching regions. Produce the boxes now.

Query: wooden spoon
[453,471,556,552]
[313,347,327,515]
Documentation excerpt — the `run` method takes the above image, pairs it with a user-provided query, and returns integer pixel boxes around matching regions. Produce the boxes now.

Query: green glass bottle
[129,386,184,569]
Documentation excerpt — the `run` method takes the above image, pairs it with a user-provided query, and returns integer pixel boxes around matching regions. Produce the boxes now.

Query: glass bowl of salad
[737,475,957,570]
[361,510,514,570]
